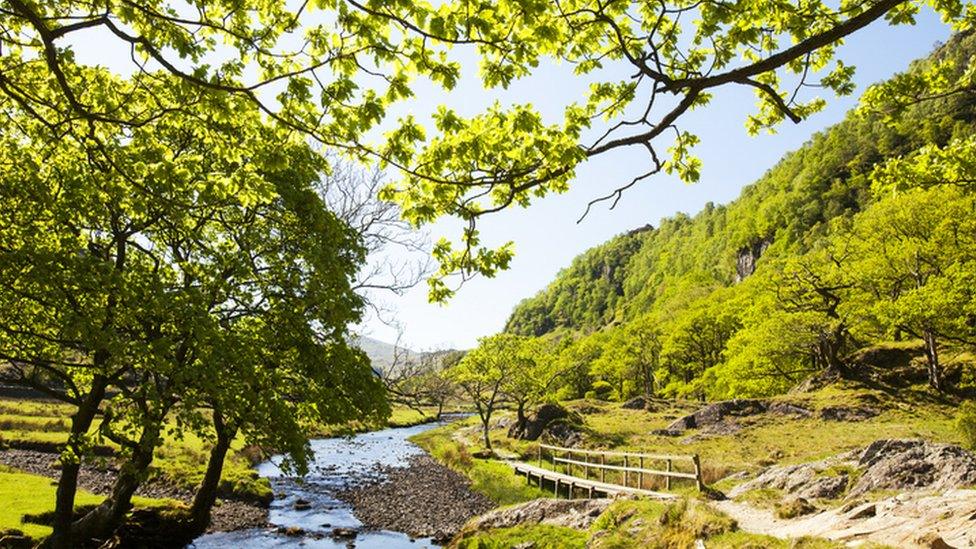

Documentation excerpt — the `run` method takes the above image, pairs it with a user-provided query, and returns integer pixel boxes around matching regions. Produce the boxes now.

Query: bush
[957,400,976,450]
[591,381,613,400]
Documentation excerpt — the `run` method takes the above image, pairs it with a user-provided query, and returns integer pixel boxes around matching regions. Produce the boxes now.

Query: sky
[66,6,952,351]
[359,10,952,351]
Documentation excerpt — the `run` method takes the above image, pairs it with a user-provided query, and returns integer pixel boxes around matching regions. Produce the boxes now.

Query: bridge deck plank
[509,462,676,499]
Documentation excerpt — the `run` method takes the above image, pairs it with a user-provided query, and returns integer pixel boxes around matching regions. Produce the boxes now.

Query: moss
[454,524,587,549]
[733,488,783,508]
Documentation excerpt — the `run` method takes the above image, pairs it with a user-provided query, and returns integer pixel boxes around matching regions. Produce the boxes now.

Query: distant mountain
[351,335,420,374]
[351,335,463,377]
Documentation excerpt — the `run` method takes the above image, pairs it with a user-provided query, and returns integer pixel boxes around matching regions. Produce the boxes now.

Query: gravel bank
[336,453,495,541]
[0,448,267,532]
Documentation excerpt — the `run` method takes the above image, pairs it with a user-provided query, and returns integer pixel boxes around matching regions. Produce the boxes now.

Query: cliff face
[734,239,771,283]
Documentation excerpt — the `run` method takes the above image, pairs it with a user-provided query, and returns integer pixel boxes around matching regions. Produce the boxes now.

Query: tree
[660,304,740,399]
[0,71,386,546]
[554,335,604,400]
[2,0,971,295]
[502,338,561,437]
[592,315,662,399]
[385,349,461,420]
[448,334,525,451]
[847,186,976,390]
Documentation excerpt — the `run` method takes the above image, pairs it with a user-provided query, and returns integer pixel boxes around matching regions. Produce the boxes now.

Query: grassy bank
[410,416,550,506]
[415,379,960,548]
[0,466,179,539]
[0,397,449,542]
[452,498,887,549]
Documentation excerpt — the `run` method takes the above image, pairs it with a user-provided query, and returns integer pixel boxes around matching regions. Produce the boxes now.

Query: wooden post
[569,481,575,499]
[692,454,704,491]
[638,456,644,489]
[600,454,605,482]
[583,452,589,480]
[554,478,560,498]
[588,485,594,499]
[538,444,542,468]
[623,455,629,487]
[666,459,673,491]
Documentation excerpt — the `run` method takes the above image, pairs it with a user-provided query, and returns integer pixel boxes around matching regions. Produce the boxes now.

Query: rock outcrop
[657,399,812,437]
[729,439,976,501]
[508,403,583,445]
[456,498,614,538]
[850,439,976,497]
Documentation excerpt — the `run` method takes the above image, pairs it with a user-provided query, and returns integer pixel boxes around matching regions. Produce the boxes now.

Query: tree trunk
[68,425,159,543]
[515,401,527,435]
[481,412,493,451]
[46,375,109,549]
[189,411,235,535]
[924,330,943,391]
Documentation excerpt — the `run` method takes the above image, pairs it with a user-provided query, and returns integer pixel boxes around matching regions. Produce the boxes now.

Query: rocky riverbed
[336,453,495,542]
[0,448,268,532]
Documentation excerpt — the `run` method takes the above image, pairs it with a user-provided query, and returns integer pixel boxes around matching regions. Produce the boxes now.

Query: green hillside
[503,32,976,400]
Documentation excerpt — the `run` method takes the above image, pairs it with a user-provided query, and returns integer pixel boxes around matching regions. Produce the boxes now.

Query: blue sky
[361,10,951,351]
[67,8,952,351]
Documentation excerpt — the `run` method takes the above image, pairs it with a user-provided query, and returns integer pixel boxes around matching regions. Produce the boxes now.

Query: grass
[0,468,178,540]
[418,377,960,548]
[455,498,858,549]
[0,397,436,507]
[410,417,551,505]
[566,380,961,480]
[454,524,587,549]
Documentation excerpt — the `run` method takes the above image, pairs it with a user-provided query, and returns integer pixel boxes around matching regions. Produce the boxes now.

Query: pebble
[335,454,495,539]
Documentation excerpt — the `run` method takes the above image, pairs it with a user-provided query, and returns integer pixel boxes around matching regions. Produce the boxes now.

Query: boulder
[661,399,767,435]
[458,498,613,534]
[729,439,976,502]
[850,439,976,497]
[621,396,658,410]
[508,403,582,442]
[819,406,878,422]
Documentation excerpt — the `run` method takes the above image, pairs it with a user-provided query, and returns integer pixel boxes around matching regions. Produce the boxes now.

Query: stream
[192,421,444,549]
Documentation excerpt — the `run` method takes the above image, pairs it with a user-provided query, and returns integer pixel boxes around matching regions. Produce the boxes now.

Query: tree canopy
[3,0,974,296]
[0,71,386,546]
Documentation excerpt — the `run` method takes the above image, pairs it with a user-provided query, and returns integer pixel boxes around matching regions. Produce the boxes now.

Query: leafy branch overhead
[2,0,974,298]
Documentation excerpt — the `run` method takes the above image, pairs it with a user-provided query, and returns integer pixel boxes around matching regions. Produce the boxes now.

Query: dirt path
[712,490,976,548]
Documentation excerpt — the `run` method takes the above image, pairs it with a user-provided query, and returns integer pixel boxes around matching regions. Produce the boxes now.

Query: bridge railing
[536,443,704,492]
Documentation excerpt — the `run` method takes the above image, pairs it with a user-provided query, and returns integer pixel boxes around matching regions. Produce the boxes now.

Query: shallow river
[192,421,443,549]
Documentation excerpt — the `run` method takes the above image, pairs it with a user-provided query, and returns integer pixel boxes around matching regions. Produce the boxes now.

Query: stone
[293,498,312,511]
[663,399,768,435]
[508,403,581,441]
[332,527,358,539]
[621,396,651,410]
[459,498,614,535]
[850,439,976,497]
[775,497,817,519]
[819,406,878,422]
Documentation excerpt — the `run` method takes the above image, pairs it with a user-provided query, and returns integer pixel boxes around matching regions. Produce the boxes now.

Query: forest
[497,32,976,402]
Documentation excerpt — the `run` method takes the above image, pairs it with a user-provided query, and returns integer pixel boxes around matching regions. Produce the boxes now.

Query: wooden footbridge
[509,443,705,500]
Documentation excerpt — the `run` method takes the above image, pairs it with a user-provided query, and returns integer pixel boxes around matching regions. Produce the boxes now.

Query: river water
[192,421,443,549]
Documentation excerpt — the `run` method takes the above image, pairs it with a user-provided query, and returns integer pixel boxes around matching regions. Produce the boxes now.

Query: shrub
[957,400,976,450]
[591,381,613,400]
